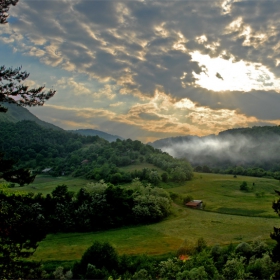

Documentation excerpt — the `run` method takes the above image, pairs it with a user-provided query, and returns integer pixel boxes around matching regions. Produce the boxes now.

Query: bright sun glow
[190,51,280,92]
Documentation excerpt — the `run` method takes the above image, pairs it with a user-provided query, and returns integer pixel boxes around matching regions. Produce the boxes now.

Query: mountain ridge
[0,103,123,142]
[0,103,63,131]
[69,129,124,142]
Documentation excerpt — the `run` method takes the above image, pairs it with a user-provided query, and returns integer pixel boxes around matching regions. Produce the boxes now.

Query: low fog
[151,128,280,170]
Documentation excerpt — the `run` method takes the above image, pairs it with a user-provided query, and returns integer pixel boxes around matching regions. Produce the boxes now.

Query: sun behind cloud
[190,51,280,93]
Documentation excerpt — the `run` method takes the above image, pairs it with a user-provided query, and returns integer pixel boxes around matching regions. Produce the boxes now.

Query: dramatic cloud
[1,0,280,141]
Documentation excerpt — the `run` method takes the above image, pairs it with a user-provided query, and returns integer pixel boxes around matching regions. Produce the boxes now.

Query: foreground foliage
[0,192,46,278]
[49,239,278,280]
[271,190,280,269]
[1,181,171,231]
[0,182,172,278]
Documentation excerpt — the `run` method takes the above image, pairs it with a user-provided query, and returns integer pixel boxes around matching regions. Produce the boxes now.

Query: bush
[235,242,252,259]
[132,269,152,280]
[161,172,168,182]
[183,195,193,205]
[255,191,265,198]
[169,192,179,201]
[247,254,277,280]
[195,237,207,253]
[240,181,249,192]
[72,241,119,278]
[176,266,208,280]
[222,257,250,280]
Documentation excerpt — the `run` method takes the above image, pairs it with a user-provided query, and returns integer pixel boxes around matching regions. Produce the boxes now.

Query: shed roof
[186,200,203,207]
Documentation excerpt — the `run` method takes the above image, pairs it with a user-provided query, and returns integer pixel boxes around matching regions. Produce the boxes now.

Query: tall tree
[0,0,55,185]
[0,0,18,24]
[0,65,56,113]
[0,2,53,277]
[1,0,55,112]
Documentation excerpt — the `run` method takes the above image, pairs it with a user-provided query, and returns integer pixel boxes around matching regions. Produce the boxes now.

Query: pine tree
[0,0,55,185]
[0,2,51,277]
[0,0,18,24]
[0,65,56,113]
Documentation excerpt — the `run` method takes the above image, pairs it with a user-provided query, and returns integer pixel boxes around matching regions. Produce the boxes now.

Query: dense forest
[0,120,193,185]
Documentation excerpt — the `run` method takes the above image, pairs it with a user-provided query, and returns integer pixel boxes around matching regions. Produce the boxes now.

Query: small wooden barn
[186,200,203,209]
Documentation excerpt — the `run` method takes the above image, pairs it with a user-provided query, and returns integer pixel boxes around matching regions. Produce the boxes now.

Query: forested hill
[0,103,62,131]
[0,103,124,142]
[69,129,124,142]
[149,126,280,171]
[0,120,193,184]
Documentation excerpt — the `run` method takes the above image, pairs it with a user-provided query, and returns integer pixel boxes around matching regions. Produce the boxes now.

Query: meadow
[12,171,279,262]
[5,175,89,195]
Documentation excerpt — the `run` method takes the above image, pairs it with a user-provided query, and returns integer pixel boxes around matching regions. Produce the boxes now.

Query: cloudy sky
[1,0,280,142]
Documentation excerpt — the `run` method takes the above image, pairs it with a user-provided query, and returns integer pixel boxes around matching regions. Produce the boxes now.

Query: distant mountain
[69,129,124,142]
[0,103,63,131]
[149,126,280,170]
[0,103,124,142]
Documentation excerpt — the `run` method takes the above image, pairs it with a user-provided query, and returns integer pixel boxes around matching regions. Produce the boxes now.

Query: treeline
[70,239,278,280]
[0,181,172,234]
[0,120,193,184]
[17,239,279,279]
[194,165,280,180]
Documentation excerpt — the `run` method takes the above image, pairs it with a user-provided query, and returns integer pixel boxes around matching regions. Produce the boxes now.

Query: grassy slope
[6,163,166,195]
[6,175,90,196]
[171,173,280,218]
[31,207,278,261]
[24,172,280,261]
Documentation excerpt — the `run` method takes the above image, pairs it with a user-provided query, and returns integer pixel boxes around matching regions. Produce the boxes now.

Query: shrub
[255,191,265,198]
[72,241,119,278]
[235,242,252,260]
[176,266,208,280]
[132,269,152,280]
[169,192,179,201]
[183,195,193,205]
[222,257,250,280]
[247,254,277,280]
[195,237,207,253]
[240,181,249,192]
[251,238,268,258]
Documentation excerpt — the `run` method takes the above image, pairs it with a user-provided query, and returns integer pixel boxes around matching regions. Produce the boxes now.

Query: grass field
[5,163,164,195]
[171,173,280,217]
[31,204,278,261]
[23,172,280,262]
[6,175,90,195]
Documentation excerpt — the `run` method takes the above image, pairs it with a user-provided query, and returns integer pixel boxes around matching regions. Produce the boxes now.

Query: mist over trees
[151,126,280,171]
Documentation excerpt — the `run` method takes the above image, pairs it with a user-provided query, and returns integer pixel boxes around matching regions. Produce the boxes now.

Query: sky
[1,0,280,142]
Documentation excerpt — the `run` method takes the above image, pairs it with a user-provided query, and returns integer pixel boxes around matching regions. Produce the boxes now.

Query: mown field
[5,175,89,195]
[172,173,280,218]
[14,172,279,262]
